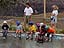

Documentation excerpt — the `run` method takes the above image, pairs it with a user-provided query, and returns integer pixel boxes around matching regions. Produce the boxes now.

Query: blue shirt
[16,25,22,30]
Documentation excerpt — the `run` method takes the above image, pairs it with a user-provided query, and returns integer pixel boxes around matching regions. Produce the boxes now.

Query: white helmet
[3,21,7,23]
[40,23,44,26]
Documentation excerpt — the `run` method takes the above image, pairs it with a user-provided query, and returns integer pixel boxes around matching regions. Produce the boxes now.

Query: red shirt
[47,27,55,33]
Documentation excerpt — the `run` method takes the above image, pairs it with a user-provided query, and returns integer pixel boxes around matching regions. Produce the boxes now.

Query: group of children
[36,23,55,42]
[26,21,55,42]
[1,20,55,41]
[2,21,23,39]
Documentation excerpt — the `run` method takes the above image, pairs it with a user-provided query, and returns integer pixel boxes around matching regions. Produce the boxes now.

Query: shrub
[59,29,64,34]
[9,25,16,31]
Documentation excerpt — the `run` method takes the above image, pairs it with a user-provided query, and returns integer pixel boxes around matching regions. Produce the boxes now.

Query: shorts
[51,16,57,24]
[25,16,31,24]
[16,30,22,33]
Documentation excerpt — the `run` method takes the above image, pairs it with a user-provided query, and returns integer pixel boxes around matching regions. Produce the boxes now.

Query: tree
[0,0,19,9]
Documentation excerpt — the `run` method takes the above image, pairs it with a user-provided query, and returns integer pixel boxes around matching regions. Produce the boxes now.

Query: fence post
[44,0,46,19]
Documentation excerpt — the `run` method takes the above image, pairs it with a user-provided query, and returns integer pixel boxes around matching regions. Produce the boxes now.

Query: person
[26,21,36,40]
[15,21,23,38]
[40,23,44,31]
[36,23,40,32]
[51,5,59,28]
[36,24,46,43]
[2,21,9,39]
[24,2,33,24]
[37,23,46,37]
[46,26,56,41]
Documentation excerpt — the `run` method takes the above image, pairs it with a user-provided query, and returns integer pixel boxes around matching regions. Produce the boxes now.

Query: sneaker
[14,35,17,38]
[3,37,6,39]
[26,38,29,40]
[49,38,52,42]
[31,38,33,40]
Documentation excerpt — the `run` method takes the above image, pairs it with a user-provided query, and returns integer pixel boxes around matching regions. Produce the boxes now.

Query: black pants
[47,33,53,37]
[3,30,8,37]
[31,32,35,39]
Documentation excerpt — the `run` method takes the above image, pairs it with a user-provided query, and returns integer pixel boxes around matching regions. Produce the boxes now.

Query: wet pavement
[0,33,64,48]
[25,39,64,48]
[0,36,25,48]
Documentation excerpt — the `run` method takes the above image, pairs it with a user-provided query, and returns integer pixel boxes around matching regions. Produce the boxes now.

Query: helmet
[16,21,20,25]
[29,21,34,25]
[40,23,44,26]
[3,21,7,23]
[36,23,40,26]
[41,24,46,29]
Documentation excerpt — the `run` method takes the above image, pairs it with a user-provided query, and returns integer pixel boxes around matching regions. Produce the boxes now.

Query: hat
[29,21,34,25]
[3,21,7,23]
[16,21,21,25]
[40,23,44,26]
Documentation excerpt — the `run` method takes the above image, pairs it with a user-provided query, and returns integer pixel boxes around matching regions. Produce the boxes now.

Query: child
[46,26,55,41]
[36,24,46,43]
[26,21,36,40]
[36,23,40,32]
[24,2,33,24]
[40,24,47,35]
[2,21,9,39]
[15,21,23,38]
[51,5,59,28]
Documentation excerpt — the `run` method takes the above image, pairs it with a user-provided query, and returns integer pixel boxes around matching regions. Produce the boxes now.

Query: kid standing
[24,2,33,24]
[51,5,59,28]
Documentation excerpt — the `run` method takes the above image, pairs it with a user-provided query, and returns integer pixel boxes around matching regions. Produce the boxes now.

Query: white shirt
[24,7,33,16]
[52,10,58,16]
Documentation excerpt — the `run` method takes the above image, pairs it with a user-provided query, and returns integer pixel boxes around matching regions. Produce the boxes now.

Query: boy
[46,26,55,41]
[15,21,23,39]
[2,21,9,39]
[26,21,36,40]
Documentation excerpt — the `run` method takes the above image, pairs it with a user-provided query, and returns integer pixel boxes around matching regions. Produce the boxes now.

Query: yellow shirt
[29,25,36,32]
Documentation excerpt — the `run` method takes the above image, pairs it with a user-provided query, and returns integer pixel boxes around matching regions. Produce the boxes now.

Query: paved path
[0,36,25,48]
[25,39,64,48]
[0,33,64,48]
